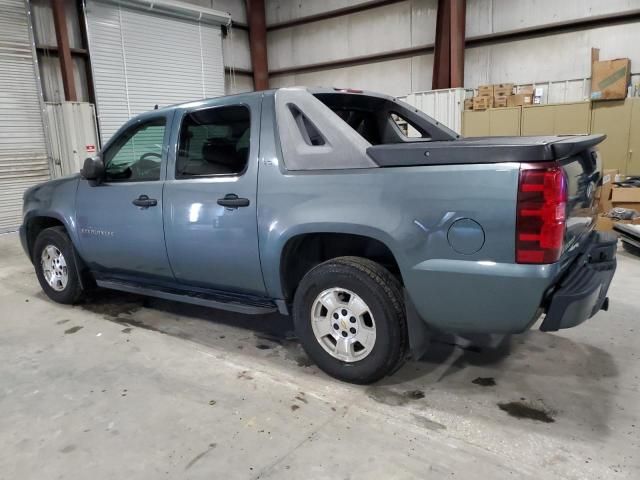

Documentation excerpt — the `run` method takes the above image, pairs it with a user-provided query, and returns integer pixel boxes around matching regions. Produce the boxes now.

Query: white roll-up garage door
[0,0,51,233]
[85,0,228,143]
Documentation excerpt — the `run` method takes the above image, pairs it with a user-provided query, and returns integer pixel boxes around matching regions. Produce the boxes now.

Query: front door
[163,98,265,295]
[76,113,174,281]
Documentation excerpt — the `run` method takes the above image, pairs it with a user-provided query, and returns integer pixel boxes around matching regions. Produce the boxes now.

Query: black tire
[293,256,407,384]
[33,226,84,304]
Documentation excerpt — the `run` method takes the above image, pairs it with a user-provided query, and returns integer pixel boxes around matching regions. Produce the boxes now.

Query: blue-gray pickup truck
[20,87,617,384]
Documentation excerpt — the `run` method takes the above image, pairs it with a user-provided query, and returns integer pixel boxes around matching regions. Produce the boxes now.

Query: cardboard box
[591,58,631,101]
[598,168,618,213]
[477,85,494,97]
[493,83,514,97]
[493,96,508,108]
[516,85,534,95]
[464,98,473,110]
[611,187,640,205]
[473,96,492,110]
[507,94,532,107]
[596,215,640,232]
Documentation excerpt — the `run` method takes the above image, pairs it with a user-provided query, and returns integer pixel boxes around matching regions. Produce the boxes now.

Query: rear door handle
[217,193,250,208]
[132,194,157,208]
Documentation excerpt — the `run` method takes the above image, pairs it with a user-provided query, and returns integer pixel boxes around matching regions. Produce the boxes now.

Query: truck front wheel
[33,227,84,304]
[293,256,407,384]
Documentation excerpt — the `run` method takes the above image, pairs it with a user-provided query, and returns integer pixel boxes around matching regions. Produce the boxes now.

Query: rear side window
[176,105,250,178]
[390,112,430,139]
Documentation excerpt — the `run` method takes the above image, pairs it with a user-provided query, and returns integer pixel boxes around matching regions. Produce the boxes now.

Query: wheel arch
[278,231,403,302]
[25,213,93,290]
[24,214,68,261]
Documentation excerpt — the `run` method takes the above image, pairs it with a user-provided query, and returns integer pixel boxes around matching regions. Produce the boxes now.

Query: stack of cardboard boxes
[596,169,640,231]
[467,84,533,110]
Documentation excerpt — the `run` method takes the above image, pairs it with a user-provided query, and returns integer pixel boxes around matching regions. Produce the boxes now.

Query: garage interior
[1,0,639,478]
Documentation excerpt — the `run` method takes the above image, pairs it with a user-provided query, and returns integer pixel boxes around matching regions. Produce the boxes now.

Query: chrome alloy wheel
[41,245,68,292]
[310,287,376,362]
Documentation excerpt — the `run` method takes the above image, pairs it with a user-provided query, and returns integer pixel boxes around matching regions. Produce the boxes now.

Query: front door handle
[217,193,250,208]
[132,194,157,208]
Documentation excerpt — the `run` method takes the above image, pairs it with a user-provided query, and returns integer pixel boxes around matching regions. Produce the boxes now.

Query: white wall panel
[211,0,247,24]
[467,0,640,38]
[268,2,414,71]
[223,27,251,70]
[410,0,438,47]
[266,0,374,25]
[225,72,254,94]
[182,0,247,23]
[266,0,639,99]
[465,21,640,88]
[270,57,414,97]
[411,53,434,92]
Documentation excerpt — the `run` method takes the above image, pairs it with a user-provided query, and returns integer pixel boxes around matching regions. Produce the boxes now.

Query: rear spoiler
[367,134,606,167]
[550,135,606,161]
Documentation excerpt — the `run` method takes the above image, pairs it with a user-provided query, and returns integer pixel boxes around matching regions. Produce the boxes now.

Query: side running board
[95,279,278,315]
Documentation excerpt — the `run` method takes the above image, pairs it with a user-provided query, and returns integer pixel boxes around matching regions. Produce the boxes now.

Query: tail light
[516,163,567,264]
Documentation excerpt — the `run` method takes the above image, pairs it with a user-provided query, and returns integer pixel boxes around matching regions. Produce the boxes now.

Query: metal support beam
[51,0,77,101]
[246,0,269,91]
[450,0,466,88]
[432,0,465,89]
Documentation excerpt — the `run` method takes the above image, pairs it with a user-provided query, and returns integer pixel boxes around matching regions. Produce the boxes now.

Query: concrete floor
[0,232,638,479]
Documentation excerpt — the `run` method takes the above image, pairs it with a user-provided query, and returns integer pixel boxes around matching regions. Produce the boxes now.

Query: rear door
[75,113,174,280]
[163,96,266,295]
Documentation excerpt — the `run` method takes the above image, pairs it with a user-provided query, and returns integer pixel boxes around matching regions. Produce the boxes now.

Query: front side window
[176,105,250,178]
[103,118,166,182]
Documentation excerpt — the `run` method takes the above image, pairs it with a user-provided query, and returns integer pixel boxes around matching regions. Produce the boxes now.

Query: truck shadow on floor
[75,288,618,438]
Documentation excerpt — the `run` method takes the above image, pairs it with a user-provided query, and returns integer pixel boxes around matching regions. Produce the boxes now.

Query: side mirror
[81,156,104,181]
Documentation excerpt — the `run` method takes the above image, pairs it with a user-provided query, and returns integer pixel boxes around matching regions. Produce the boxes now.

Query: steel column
[246,0,269,91]
[432,0,465,89]
[51,0,77,101]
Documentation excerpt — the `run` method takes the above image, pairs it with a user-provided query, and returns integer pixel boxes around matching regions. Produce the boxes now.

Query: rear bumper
[540,231,617,332]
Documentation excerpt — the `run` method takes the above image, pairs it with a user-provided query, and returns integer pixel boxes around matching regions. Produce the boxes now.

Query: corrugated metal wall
[0,0,50,233]
[86,0,226,143]
[266,0,640,97]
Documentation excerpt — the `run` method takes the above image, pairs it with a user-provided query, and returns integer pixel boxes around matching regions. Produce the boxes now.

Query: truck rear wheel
[293,256,407,384]
[33,227,84,305]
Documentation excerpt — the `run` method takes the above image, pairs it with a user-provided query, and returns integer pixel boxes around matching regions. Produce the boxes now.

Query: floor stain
[56,319,70,325]
[498,401,556,423]
[60,445,76,453]
[294,392,308,404]
[64,326,83,335]
[254,333,313,368]
[80,298,141,319]
[255,343,272,350]
[412,414,446,431]
[290,404,300,411]
[121,327,132,334]
[237,370,253,380]
[184,443,217,470]
[367,387,426,406]
[472,377,496,387]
